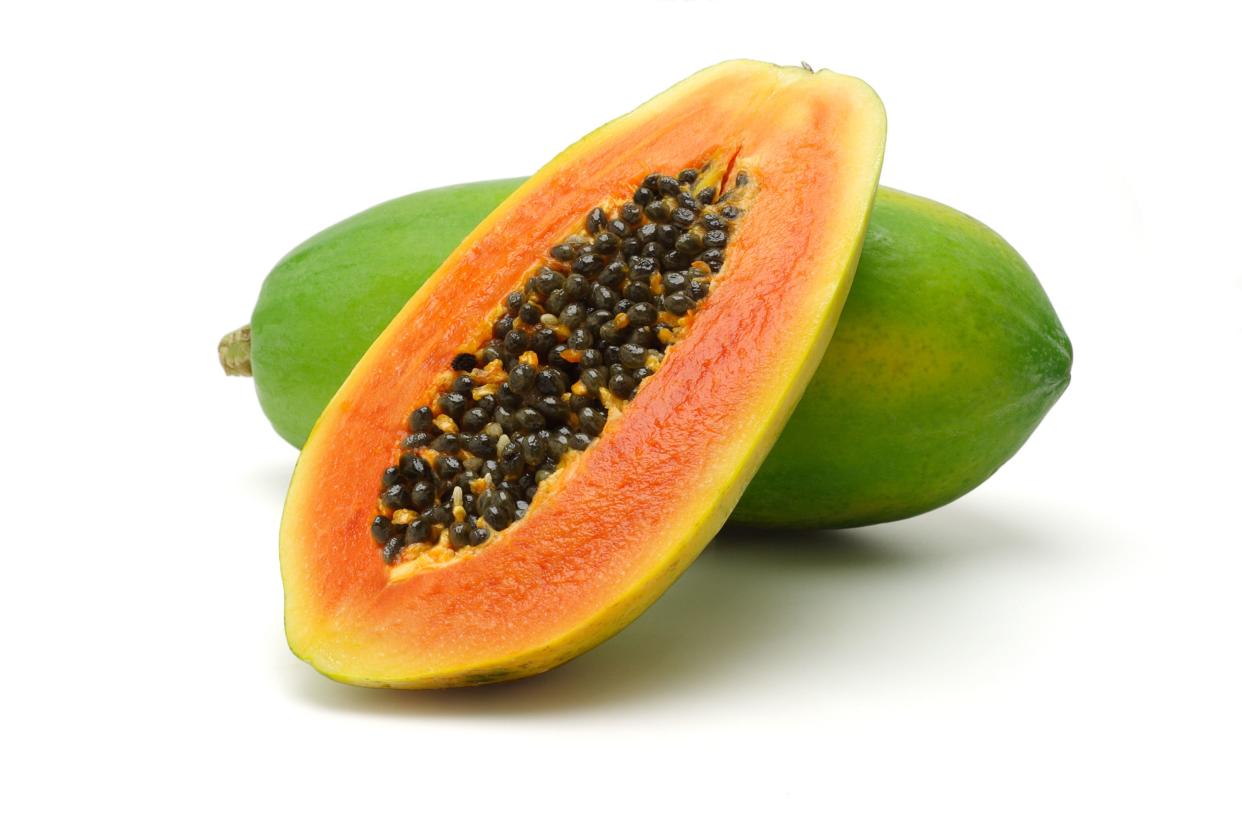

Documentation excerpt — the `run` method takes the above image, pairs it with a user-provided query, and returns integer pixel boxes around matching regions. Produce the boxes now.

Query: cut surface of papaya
[281,60,886,687]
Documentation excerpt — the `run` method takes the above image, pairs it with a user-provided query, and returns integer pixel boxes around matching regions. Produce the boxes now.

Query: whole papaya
[224,180,1070,528]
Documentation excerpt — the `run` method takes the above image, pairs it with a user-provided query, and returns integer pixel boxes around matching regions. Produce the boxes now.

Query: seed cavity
[373,163,749,576]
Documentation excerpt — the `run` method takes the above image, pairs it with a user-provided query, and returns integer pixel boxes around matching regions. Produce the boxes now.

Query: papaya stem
[219,325,253,377]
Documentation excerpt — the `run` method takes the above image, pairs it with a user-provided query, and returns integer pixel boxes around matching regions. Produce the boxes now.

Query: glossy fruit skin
[733,187,1071,527]
[249,182,1070,529]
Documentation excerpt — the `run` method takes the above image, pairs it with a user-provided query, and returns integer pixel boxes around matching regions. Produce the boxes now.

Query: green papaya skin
[241,180,1070,529]
[733,188,1071,527]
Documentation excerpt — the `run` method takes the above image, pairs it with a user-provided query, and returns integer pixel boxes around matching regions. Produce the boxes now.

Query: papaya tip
[219,325,253,377]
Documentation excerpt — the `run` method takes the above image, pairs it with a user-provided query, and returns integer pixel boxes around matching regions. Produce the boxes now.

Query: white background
[3,1,1239,825]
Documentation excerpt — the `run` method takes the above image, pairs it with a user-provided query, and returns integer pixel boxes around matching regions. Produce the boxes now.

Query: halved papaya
[282,60,886,687]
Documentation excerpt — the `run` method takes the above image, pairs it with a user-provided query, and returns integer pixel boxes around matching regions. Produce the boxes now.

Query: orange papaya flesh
[281,60,886,687]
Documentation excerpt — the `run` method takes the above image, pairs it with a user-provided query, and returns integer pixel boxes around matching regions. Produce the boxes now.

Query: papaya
[281,60,887,686]
[228,185,1070,529]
